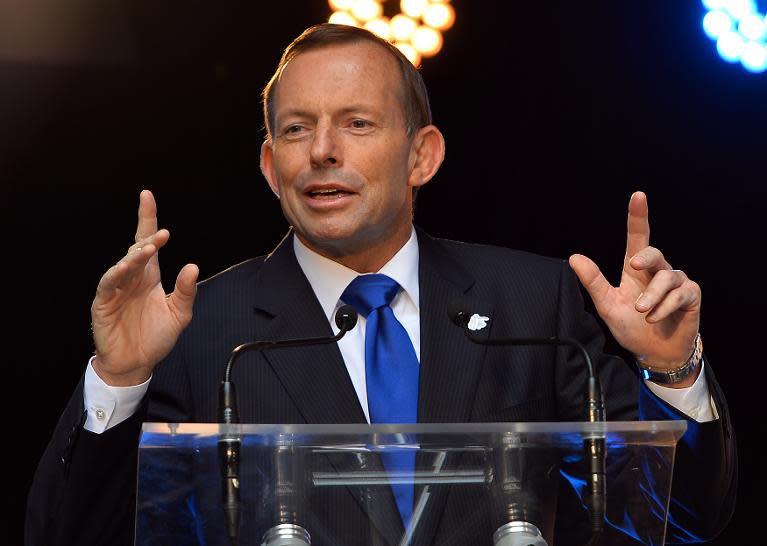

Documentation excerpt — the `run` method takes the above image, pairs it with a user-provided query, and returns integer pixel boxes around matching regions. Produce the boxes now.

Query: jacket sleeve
[555,261,737,543]
[25,374,145,546]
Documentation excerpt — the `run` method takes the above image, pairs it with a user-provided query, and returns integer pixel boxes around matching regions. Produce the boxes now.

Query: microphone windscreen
[447,298,470,326]
[335,304,358,331]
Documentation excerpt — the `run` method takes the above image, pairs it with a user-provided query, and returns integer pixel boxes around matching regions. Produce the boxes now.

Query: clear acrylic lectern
[136,421,686,546]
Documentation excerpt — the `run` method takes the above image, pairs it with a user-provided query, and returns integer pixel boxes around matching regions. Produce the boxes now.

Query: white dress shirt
[293,228,421,423]
[83,227,716,432]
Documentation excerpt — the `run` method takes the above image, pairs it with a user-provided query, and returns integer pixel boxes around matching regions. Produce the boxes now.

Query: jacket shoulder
[428,235,566,277]
[190,256,268,309]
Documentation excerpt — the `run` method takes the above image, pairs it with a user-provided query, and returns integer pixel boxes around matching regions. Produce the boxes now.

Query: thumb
[168,263,199,325]
[568,254,611,313]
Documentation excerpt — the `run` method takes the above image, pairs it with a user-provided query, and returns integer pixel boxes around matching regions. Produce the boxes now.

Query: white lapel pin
[467,314,490,331]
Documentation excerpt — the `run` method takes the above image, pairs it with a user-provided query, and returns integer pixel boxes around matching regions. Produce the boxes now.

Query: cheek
[271,147,305,185]
[273,171,300,201]
[360,142,411,185]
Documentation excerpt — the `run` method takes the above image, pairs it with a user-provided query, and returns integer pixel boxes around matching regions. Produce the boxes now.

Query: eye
[284,124,304,134]
[350,119,370,129]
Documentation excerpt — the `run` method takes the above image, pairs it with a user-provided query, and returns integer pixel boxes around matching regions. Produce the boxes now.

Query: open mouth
[307,188,353,199]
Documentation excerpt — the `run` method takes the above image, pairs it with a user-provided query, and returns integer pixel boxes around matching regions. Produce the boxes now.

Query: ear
[260,140,280,198]
[407,125,446,189]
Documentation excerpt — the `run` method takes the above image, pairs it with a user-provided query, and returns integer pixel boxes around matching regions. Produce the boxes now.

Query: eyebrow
[276,104,381,125]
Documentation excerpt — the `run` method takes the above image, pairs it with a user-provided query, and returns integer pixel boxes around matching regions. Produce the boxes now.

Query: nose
[310,122,341,168]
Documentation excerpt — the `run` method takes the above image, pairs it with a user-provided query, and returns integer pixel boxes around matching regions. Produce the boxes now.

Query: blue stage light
[703,0,728,10]
[717,30,746,61]
[738,13,766,40]
[741,40,767,70]
[703,10,734,39]
[702,0,767,72]
[723,0,756,21]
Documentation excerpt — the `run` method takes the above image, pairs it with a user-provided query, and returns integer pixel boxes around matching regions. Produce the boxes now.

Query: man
[27,23,736,546]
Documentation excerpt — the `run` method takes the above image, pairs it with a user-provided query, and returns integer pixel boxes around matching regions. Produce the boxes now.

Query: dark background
[3,1,759,543]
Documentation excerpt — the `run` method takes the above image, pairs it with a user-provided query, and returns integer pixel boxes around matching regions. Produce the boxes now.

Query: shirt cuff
[643,359,719,422]
[83,356,151,433]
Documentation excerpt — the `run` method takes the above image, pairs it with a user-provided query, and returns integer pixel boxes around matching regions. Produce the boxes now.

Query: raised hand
[569,192,701,386]
[90,190,199,386]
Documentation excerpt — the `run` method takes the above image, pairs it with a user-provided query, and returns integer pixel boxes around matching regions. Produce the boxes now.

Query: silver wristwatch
[637,333,703,385]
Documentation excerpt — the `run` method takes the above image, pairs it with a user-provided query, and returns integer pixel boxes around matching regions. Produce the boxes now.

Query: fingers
[624,191,650,265]
[135,189,159,243]
[635,270,701,322]
[628,246,672,274]
[94,229,170,302]
[167,263,199,325]
[568,254,612,314]
[94,245,155,302]
[96,189,166,303]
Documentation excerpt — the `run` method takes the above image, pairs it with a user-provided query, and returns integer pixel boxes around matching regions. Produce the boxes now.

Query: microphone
[448,300,606,546]
[217,305,358,546]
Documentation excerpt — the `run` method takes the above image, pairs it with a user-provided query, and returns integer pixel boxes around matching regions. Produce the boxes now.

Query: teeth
[310,188,345,196]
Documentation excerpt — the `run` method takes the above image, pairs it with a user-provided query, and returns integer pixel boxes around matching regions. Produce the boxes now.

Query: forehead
[272,42,404,119]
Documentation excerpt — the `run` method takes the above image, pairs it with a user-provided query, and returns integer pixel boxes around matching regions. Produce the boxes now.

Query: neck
[295,224,413,273]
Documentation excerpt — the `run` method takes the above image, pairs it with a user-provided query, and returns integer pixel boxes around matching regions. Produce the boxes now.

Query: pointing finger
[135,189,159,243]
[624,191,650,267]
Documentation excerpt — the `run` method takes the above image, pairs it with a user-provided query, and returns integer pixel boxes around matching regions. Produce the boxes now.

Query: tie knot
[341,274,401,317]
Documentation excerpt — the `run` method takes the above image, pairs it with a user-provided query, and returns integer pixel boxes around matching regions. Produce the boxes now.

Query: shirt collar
[293,227,420,322]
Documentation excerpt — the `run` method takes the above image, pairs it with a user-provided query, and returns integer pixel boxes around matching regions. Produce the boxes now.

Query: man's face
[261,42,425,271]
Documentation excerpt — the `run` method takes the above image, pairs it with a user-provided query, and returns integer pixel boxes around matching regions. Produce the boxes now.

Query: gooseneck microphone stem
[222,313,357,383]
[217,305,358,546]
[450,307,606,546]
[467,334,604,425]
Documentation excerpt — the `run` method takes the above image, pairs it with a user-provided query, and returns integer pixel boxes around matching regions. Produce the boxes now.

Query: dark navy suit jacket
[26,228,737,545]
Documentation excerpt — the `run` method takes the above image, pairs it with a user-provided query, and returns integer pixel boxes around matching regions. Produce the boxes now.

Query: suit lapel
[411,229,495,545]
[416,228,494,424]
[251,231,366,425]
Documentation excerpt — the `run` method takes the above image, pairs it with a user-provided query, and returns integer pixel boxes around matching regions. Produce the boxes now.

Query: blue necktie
[342,274,419,529]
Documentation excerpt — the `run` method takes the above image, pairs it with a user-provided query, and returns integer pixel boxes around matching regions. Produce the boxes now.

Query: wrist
[92,355,152,387]
[636,333,703,386]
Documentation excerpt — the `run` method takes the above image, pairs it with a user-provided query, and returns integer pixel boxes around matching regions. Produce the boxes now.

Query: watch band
[637,333,703,385]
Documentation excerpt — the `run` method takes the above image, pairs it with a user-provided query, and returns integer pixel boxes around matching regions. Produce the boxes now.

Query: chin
[297,225,361,252]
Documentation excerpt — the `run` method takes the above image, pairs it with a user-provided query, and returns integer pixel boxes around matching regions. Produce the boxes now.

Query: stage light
[351,0,382,22]
[412,26,443,57]
[365,17,392,41]
[423,3,455,30]
[326,0,456,66]
[716,30,746,61]
[738,13,766,39]
[401,0,429,18]
[723,0,756,21]
[741,39,767,70]
[702,0,767,72]
[391,14,418,41]
[329,0,355,10]
[394,41,421,66]
[703,10,734,39]
[329,10,359,26]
